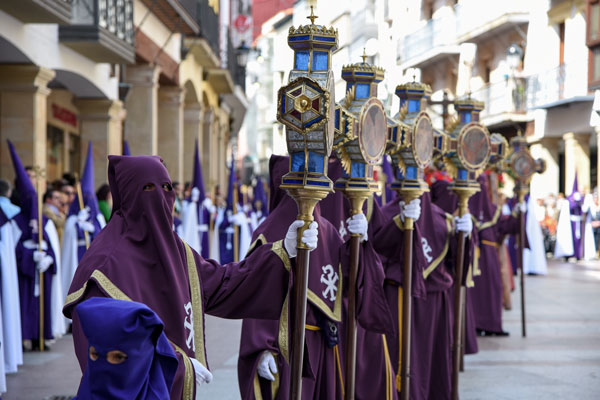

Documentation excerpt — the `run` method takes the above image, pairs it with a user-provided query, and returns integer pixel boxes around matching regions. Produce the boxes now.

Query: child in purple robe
[74,297,179,399]
[64,155,317,399]
[237,155,394,400]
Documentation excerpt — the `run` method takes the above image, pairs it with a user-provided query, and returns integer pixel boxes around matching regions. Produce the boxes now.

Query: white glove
[346,213,368,242]
[33,250,46,263]
[77,207,90,222]
[501,203,511,216]
[257,351,278,381]
[78,220,95,233]
[518,202,527,213]
[284,220,319,258]
[243,204,252,213]
[229,211,248,226]
[190,358,213,385]
[455,213,473,235]
[400,199,421,222]
[36,255,53,273]
[191,187,201,203]
[202,198,216,214]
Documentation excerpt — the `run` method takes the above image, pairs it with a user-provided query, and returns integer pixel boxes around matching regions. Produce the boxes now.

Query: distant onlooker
[96,184,112,222]
[43,188,67,242]
[591,192,600,258]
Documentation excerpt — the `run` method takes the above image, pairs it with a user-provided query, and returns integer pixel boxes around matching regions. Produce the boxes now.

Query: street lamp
[236,41,250,67]
[506,43,523,70]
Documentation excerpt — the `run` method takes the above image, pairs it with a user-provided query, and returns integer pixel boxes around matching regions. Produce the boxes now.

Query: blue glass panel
[356,83,370,99]
[406,166,417,180]
[307,152,325,173]
[355,72,374,77]
[341,168,350,178]
[314,36,336,42]
[281,95,286,115]
[335,108,340,129]
[291,152,305,172]
[345,82,354,92]
[458,168,468,180]
[306,180,331,187]
[289,35,310,41]
[351,162,366,178]
[460,111,471,123]
[312,51,329,70]
[408,99,420,113]
[305,115,323,127]
[396,168,404,180]
[295,51,309,70]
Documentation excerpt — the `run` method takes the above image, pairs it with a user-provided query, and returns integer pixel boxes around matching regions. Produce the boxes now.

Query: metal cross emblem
[184,302,195,352]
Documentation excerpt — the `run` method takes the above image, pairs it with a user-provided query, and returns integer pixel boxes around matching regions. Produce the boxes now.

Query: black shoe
[476,329,509,337]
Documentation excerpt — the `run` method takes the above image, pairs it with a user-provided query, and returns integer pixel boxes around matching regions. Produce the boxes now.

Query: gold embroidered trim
[423,215,453,279]
[172,342,195,400]
[393,214,404,231]
[247,234,267,256]
[481,239,499,248]
[271,239,291,271]
[475,206,502,231]
[252,352,280,400]
[473,246,482,276]
[305,324,321,331]
[278,292,290,364]
[184,242,207,367]
[306,263,343,322]
[382,334,393,400]
[64,270,133,310]
[334,344,345,399]
[271,239,291,365]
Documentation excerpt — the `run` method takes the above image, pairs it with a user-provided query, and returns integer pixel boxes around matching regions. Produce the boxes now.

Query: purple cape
[74,297,178,399]
[64,155,290,399]
[238,155,393,400]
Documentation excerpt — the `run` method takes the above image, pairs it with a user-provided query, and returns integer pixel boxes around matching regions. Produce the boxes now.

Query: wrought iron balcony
[470,77,527,121]
[1,0,72,24]
[526,64,567,109]
[180,0,220,57]
[398,11,458,68]
[454,0,529,42]
[59,0,135,64]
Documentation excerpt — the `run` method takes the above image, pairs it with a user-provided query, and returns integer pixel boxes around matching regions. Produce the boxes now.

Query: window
[587,0,600,89]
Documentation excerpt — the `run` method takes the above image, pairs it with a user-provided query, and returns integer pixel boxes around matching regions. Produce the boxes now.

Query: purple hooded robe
[237,155,394,400]
[468,174,519,333]
[430,179,479,355]
[64,156,291,400]
[8,140,57,341]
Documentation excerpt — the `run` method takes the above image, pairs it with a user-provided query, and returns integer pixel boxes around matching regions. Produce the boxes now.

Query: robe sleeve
[342,239,395,335]
[15,239,36,278]
[199,239,290,320]
[497,214,519,236]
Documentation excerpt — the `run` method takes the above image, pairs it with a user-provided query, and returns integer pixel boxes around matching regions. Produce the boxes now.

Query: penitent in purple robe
[430,179,479,355]
[567,180,584,260]
[63,156,291,400]
[238,155,393,400]
[371,189,467,400]
[468,174,519,333]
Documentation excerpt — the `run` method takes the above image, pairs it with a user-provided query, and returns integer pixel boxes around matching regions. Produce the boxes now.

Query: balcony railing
[470,77,527,119]
[526,64,567,109]
[60,0,135,63]
[181,0,220,57]
[227,30,245,91]
[454,0,529,40]
[399,10,457,64]
[1,0,72,24]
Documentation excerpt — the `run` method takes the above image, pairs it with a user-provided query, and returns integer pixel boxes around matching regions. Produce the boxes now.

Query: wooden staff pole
[344,193,370,400]
[287,190,328,400]
[233,182,239,262]
[75,173,90,249]
[516,187,527,338]
[450,188,478,400]
[35,167,45,352]
[398,190,422,400]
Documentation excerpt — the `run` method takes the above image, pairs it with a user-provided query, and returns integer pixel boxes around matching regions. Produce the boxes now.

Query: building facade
[0,0,248,194]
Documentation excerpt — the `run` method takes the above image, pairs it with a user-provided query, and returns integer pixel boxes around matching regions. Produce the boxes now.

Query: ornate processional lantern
[383,79,435,400]
[333,53,388,399]
[505,133,546,339]
[275,7,338,400]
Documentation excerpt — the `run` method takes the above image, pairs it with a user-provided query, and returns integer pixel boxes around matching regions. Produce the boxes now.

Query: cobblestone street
[4,259,600,399]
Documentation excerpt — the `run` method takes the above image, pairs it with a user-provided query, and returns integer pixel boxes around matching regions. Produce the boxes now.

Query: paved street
[4,259,600,399]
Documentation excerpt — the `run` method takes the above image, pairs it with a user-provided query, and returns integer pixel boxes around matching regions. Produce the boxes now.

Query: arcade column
[124,64,160,156]
[563,132,590,192]
[158,86,185,184]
